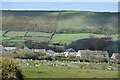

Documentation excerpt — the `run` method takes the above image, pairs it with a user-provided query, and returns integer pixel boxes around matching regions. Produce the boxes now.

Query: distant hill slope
[2,10,118,34]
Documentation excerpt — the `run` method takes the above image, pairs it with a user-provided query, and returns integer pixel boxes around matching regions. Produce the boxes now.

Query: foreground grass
[22,66,118,78]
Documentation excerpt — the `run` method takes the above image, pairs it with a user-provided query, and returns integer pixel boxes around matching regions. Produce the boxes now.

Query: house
[24,46,31,51]
[76,50,109,58]
[55,53,65,57]
[64,48,76,57]
[46,50,56,56]
[4,46,17,53]
[111,53,119,59]
[76,50,93,58]
[97,51,109,58]
[0,45,5,53]
[32,49,47,53]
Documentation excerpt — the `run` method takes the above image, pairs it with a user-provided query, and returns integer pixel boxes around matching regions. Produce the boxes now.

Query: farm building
[97,51,109,57]
[76,50,109,58]
[46,50,56,56]
[55,53,65,57]
[32,49,47,53]
[111,53,119,59]
[64,48,76,57]
[4,46,18,53]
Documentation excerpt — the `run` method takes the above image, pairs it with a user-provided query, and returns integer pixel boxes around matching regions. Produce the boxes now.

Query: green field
[1,31,118,44]
[22,66,118,78]
[52,33,106,43]
[16,59,119,78]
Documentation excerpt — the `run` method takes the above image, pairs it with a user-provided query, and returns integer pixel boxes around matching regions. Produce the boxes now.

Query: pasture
[1,31,118,44]
[19,59,119,78]
[22,66,118,78]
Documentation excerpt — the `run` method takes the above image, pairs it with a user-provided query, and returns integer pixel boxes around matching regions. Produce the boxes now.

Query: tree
[25,40,48,49]
[66,37,112,51]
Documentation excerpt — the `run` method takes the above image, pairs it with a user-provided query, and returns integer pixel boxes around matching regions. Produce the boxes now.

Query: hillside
[2,10,118,34]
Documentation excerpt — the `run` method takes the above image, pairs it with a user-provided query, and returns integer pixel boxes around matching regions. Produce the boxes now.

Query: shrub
[16,50,38,59]
[1,57,24,80]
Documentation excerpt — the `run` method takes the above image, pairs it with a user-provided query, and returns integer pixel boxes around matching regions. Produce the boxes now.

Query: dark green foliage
[49,45,64,52]
[66,37,119,54]
[25,40,48,49]
[1,57,24,80]
[16,50,38,59]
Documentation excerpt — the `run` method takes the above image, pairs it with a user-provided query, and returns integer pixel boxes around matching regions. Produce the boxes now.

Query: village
[0,44,119,60]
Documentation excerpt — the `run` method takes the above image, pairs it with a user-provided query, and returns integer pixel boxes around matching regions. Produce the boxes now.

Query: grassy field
[17,59,119,78]
[1,31,118,44]
[0,31,118,43]
[52,33,106,43]
[21,65,119,78]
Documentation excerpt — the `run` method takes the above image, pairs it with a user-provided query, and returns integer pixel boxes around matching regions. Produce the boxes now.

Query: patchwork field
[1,31,118,44]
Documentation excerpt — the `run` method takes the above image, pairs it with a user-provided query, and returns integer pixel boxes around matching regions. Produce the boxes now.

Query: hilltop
[2,10,118,34]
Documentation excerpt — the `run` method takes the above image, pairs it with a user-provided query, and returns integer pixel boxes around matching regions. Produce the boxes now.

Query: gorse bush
[1,57,24,80]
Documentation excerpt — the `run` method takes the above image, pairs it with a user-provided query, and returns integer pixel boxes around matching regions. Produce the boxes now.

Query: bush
[16,50,38,59]
[1,57,24,80]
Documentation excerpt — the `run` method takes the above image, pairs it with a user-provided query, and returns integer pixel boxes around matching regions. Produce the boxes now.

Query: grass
[18,59,119,78]
[2,31,51,37]
[1,31,118,44]
[52,33,106,43]
[22,66,119,78]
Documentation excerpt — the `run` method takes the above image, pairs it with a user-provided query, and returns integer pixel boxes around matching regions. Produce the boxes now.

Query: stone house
[111,53,119,59]
[76,50,109,58]
[32,49,47,54]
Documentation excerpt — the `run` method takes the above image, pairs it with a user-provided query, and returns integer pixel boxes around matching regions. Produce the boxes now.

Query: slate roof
[47,50,56,54]
[65,48,76,52]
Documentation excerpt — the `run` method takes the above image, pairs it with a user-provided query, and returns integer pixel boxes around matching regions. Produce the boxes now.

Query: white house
[64,48,76,57]
[111,53,119,59]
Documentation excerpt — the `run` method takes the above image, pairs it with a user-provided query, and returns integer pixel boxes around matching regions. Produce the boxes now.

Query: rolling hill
[2,10,118,34]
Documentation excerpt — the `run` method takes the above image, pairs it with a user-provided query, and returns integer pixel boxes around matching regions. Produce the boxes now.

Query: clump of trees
[25,40,48,49]
[16,50,38,60]
[66,37,119,54]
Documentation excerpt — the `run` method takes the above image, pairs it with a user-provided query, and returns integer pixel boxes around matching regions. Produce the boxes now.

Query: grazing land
[1,31,118,44]
[22,66,118,78]
[19,59,119,78]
